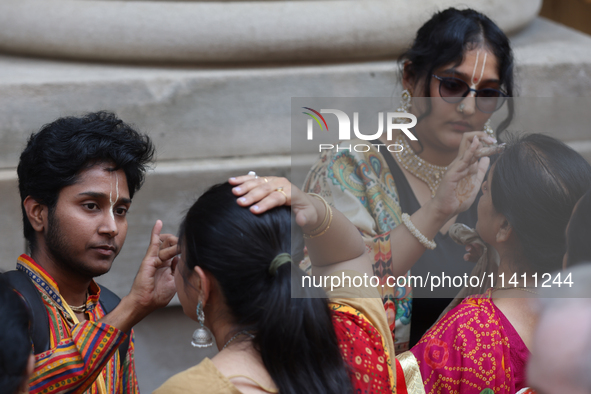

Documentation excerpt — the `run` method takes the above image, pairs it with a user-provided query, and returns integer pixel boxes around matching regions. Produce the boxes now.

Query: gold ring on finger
[275,187,287,201]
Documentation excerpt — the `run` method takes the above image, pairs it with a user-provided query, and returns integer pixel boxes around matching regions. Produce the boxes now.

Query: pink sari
[395,290,530,394]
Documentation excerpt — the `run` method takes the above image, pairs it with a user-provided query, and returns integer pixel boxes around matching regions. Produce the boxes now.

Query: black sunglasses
[432,75,507,113]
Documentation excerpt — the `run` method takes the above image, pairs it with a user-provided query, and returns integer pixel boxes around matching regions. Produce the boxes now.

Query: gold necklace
[494,286,539,295]
[393,133,447,197]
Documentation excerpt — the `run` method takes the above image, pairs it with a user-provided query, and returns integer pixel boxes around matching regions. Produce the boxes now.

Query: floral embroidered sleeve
[30,321,126,394]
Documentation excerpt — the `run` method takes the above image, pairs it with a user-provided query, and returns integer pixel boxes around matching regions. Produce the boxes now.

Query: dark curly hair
[17,111,155,251]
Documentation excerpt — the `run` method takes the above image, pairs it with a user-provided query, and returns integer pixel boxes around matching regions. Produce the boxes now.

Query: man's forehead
[66,165,130,196]
[77,164,125,180]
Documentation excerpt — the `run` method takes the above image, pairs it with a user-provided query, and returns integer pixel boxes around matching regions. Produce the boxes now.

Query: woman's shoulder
[303,140,403,234]
[453,292,498,317]
[411,293,504,357]
[330,139,392,174]
[407,294,514,390]
[153,358,242,394]
[304,139,393,190]
[422,294,500,336]
[305,140,399,202]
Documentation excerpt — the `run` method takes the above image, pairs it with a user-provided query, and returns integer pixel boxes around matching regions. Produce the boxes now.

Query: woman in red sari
[395,134,591,394]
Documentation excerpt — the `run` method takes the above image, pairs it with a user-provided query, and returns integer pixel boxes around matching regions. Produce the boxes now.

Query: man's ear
[496,218,513,243]
[402,61,416,94]
[23,196,47,232]
[193,266,211,305]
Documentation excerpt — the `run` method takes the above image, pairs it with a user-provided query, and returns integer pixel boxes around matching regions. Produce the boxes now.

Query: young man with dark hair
[10,111,177,394]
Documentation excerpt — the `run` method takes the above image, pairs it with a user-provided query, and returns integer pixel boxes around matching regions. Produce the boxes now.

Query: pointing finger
[147,220,163,257]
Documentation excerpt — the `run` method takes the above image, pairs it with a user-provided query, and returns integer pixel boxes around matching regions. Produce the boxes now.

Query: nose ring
[457,103,465,113]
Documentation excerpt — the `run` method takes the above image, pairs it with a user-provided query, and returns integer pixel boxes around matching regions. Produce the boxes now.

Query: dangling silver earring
[484,119,494,137]
[191,301,214,348]
[397,89,412,113]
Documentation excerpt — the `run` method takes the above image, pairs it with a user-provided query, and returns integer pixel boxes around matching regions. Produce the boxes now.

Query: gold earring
[397,89,412,113]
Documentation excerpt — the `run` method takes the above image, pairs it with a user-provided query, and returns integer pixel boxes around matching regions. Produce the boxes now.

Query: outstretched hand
[101,220,178,332]
[128,220,177,313]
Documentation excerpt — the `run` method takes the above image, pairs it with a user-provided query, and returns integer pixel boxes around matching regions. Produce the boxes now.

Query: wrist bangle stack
[401,213,437,250]
[303,193,333,239]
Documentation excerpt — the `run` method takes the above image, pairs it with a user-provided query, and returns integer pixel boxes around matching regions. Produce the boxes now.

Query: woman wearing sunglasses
[303,7,514,351]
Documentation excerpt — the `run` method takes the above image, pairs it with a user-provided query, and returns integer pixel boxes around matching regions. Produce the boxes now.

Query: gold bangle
[304,206,332,239]
[303,193,333,239]
[304,194,330,235]
[401,213,436,250]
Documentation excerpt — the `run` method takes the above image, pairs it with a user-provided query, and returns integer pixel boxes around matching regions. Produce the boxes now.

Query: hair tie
[269,253,291,276]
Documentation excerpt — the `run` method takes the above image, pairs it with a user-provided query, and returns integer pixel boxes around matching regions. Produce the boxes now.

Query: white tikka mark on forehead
[470,50,488,90]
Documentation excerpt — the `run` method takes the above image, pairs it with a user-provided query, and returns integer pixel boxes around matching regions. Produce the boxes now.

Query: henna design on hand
[456,177,476,206]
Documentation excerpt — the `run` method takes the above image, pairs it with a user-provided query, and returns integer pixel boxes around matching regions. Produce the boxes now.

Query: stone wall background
[1,1,590,392]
